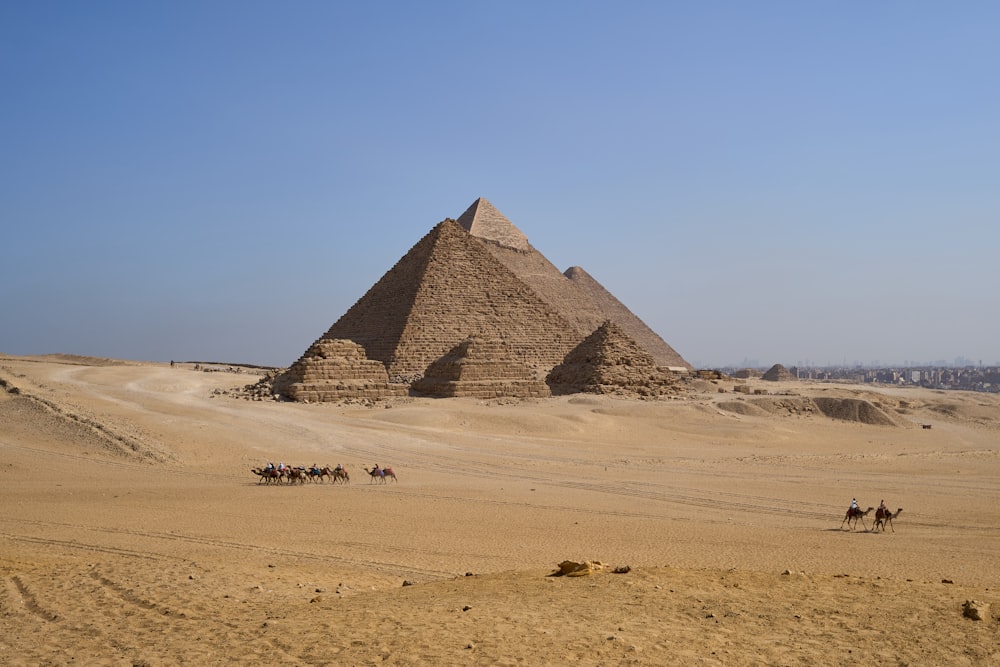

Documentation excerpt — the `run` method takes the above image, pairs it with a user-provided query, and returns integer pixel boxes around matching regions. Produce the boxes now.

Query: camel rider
[334,463,342,472]
[878,499,887,515]
[311,463,320,476]
[265,462,274,471]
[850,498,858,512]
[278,462,285,472]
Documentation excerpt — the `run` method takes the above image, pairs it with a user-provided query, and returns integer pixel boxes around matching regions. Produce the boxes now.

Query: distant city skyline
[706,357,997,371]
[2,4,997,368]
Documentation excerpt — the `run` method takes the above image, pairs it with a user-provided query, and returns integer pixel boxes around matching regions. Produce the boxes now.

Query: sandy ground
[1,354,998,666]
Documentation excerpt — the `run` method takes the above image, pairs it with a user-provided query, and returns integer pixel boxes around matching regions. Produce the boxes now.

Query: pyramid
[457,198,691,370]
[312,219,583,379]
[411,336,550,398]
[272,339,407,402]
[762,364,796,381]
[546,321,679,396]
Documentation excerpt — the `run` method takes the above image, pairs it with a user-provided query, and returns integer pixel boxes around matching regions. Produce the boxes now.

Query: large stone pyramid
[458,198,690,370]
[316,218,582,379]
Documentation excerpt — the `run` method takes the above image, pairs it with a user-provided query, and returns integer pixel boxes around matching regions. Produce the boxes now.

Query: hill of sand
[1,354,998,665]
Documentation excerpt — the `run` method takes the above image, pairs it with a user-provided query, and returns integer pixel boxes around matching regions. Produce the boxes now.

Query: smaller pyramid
[546,321,679,397]
[273,339,408,402]
[412,336,550,399]
[456,197,531,251]
[762,364,796,381]
[564,265,691,370]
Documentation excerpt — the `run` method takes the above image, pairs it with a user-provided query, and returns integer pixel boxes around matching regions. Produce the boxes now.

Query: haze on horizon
[2,3,997,369]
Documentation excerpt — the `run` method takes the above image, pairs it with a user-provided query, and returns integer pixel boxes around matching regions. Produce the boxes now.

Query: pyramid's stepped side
[458,197,609,336]
[273,339,407,402]
[323,220,584,378]
[474,241,616,338]
[412,336,550,398]
[564,266,691,370]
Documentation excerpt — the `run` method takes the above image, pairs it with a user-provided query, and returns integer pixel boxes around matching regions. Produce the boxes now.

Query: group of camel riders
[841,497,902,531]
[850,498,890,514]
[258,461,393,483]
[264,461,343,477]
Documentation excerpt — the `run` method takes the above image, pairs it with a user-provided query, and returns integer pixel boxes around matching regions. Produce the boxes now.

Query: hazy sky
[2,3,997,368]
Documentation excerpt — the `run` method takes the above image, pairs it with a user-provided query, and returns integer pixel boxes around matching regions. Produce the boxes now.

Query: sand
[1,354,998,666]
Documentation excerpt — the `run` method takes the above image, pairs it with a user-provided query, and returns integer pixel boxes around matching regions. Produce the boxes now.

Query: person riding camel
[850,498,859,512]
[878,499,887,515]
[334,463,342,472]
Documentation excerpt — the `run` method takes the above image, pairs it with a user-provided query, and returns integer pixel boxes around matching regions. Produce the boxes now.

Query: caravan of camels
[251,463,399,485]
[251,463,350,485]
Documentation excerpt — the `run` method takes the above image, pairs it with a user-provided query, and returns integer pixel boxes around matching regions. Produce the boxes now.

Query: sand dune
[1,354,998,665]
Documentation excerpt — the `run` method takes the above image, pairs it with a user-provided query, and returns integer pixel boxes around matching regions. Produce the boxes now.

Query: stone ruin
[269,198,691,401]
[411,336,550,398]
[546,321,680,397]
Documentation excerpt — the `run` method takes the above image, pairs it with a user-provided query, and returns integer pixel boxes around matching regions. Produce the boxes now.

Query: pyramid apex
[456,197,530,251]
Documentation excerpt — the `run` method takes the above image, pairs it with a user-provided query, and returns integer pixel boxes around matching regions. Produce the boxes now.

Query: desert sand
[1,354,998,666]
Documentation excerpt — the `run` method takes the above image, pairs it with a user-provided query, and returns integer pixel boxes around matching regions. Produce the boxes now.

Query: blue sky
[2,2,997,368]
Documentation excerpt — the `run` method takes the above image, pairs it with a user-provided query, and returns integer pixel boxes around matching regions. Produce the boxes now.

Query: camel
[251,467,282,485]
[365,466,397,484]
[874,508,903,532]
[841,506,874,531]
[315,466,348,484]
[305,466,327,483]
[284,467,308,485]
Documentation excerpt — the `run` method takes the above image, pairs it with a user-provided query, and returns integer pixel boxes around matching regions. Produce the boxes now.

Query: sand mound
[714,395,905,426]
[812,397,899,426]
[746,397,818,417]
[716,400,771,417]
[0,379,171,462]
[925,401,1000,429]
[39,353,132,366]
